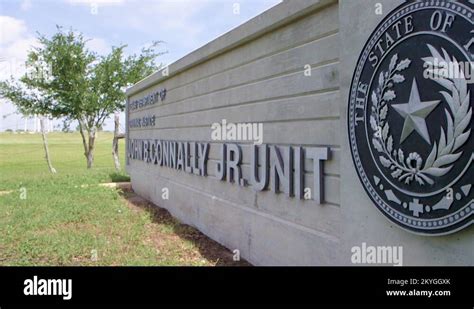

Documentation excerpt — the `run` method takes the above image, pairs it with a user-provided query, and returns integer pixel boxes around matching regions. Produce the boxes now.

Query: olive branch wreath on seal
[370,44,472,186]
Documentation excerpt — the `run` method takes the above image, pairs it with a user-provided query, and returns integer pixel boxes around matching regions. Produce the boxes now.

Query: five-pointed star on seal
[391,78,441,145]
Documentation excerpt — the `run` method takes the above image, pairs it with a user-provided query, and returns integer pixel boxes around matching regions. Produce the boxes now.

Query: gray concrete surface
[126,0,473,265]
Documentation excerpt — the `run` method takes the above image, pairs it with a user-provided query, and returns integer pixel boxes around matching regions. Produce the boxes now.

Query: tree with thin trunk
[7,27,163,169]
[39,116,56,173]
[86,41,163,170]
[0,78,57,173]
[35,28,98,168]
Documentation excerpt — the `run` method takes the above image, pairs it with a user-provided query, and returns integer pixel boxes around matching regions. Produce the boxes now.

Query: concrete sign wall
[126,0,473,265]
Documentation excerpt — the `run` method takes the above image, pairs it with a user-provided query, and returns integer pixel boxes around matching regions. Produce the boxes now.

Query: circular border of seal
[347,0,473,236]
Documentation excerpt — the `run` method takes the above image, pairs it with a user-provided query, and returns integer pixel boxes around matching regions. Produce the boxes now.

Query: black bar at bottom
[0,267,472,306]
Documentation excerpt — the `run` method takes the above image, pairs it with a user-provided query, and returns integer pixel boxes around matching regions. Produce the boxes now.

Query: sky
[0,0,281,132]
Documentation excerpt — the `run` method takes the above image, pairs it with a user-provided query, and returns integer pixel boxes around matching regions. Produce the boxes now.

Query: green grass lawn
[0,132,242,266]
[0,132,129,190]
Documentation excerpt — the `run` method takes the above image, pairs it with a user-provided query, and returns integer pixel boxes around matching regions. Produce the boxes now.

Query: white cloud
[121,0,280,65]
[86,37,110,55]
[20,0,33,11]
[0,16,38,80]
[0,16,28,44]
[0,16,38,130]
[125,0,210,60]
[66,0,125,6]
[1,37,37,60]
[129,0,208,31]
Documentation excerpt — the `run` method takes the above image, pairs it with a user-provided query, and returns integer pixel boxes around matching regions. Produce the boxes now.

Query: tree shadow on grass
[119,190,251,266]
[109,172,131,183]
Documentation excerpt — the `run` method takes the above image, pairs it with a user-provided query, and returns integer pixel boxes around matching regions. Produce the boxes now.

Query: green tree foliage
[0,26,163,168]
[0,53,57,173]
